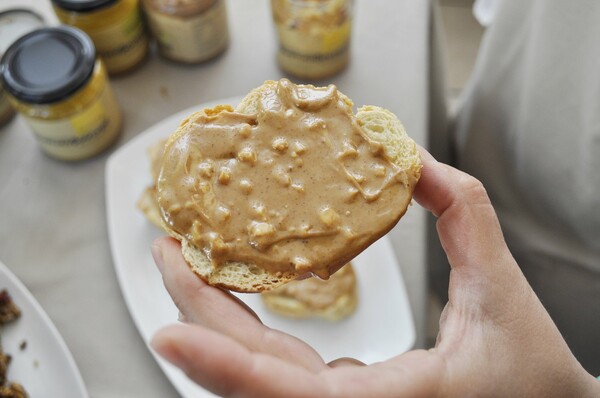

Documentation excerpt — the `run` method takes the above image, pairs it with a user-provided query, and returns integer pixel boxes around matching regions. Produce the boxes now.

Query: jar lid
[0,26,96,104]
[51,0,118,12]
[0,9,46,55]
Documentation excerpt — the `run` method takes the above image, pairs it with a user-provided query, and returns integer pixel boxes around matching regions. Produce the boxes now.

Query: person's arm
[150,149,600,397]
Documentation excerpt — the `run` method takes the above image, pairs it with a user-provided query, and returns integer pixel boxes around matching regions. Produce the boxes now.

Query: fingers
[152,324,444,398]
[152,236,261,327]
[151,236,327,372]
[152,324,329,398]
[323,350,444,397]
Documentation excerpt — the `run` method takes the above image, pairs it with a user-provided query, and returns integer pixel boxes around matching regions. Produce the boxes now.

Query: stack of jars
[0,0,230,160]
[0,0,356,160]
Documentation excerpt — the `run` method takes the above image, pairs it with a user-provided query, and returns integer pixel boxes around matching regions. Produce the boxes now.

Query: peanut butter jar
[52,0,149,75]
[271,0,354,80]
[142,0,229,64]
[0,26,123,161]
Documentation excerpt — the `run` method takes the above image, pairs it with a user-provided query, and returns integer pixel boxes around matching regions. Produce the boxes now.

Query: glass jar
[271,0,354,80]
[142,0,229,64]
[1,26,123,161]
[0,87,13,127]
[52,0,149,75]
[0,9,46,127]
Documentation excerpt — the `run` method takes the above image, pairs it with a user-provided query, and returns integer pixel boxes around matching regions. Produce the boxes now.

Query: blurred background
[425,0,485,346]
[439,0,484,110]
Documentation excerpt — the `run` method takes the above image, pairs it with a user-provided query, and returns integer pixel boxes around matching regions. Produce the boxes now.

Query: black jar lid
[0,26,96,104]
[51,0,118,13]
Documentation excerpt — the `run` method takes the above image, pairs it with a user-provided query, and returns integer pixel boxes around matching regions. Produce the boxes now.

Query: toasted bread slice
[261,262,358,321]
[137,139,168,230]
[137,186,164,229]
[156,79,421,293]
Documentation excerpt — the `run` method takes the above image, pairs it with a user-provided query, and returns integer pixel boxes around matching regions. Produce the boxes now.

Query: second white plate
[0,260,88,398]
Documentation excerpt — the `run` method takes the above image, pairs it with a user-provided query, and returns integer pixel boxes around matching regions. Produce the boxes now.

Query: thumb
[413,150,517,288]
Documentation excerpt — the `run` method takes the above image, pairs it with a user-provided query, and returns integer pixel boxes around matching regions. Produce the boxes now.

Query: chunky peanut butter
[157,79,410,279]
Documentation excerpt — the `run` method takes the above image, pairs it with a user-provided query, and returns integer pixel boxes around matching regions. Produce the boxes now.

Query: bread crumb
[0,291,28,396]
[159,85,170,99]
[0,382,27,398]
[0,290,20,325]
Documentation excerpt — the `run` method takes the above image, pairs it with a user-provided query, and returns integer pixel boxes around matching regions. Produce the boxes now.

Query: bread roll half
[155,79,421,292]
[261,262,358,321]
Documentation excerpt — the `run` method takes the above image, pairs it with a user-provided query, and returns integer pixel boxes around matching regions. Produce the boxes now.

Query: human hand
[150,149,600,397]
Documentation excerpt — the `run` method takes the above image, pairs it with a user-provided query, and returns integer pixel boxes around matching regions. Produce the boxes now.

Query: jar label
[24,85,122,161]
[88,7,148,74]
[145,0,229,63]
[70,98,106,137]
[276,19,351,79]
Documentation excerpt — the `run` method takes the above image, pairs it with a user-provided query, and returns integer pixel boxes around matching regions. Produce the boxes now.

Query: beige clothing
[450,0,600,374]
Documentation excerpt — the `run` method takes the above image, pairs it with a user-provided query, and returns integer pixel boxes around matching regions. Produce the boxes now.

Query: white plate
[106,98,416,398]
[0,260,88,398]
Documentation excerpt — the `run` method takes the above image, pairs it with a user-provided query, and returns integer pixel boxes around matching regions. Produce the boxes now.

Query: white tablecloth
[0,1,436,396]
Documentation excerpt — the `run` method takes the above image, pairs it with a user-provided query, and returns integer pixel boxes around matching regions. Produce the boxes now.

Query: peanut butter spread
[157,79,410,279]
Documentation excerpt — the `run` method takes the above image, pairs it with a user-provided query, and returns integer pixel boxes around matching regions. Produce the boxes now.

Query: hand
[150,150,600,397]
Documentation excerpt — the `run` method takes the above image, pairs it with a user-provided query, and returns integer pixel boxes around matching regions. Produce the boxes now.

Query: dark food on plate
[0,291,20,326]
[0,290,28,398]
[0,383,27,398]
[0,350,9,386]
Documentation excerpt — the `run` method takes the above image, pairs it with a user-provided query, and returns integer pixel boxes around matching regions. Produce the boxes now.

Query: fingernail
[151,243,164,274]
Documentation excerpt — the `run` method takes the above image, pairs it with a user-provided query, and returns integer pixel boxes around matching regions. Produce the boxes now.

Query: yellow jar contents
[271,0,353,79]
[142,0,229,64]
[53,0,148,75]
[12,61,122,161]
[0,87,14,126]
[1,27,122,161]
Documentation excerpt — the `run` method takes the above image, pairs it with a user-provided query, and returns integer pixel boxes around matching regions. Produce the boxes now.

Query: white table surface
[0,0,433,396]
